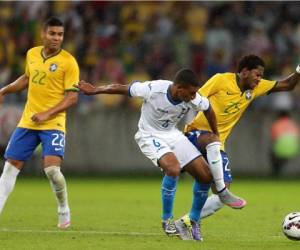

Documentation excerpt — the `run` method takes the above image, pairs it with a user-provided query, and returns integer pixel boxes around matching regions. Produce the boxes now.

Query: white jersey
[129,80,210,134]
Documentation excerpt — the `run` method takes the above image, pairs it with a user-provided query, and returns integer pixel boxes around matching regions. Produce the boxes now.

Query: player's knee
[7,159,23,170]
[0,161,20,195]
[164,164,181,178]
[44,166,66,189]
[198,133,220,150]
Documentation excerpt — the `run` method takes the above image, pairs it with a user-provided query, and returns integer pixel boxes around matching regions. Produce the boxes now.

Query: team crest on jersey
[49,63,58,72]
[245,90,252,100]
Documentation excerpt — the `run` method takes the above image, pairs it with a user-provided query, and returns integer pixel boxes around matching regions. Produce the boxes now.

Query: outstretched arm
[203,106,219,137]
[0,74,29,102]
[75,80,129,96]
[271,66,300,92]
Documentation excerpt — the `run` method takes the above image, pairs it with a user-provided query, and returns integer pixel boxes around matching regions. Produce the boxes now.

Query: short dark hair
[43,17,64,30]
[173,69,200,87]
[237,55,265,72]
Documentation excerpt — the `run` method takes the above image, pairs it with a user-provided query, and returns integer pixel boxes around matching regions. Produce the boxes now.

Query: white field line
[0,228,161,236]
[0,228,283,239]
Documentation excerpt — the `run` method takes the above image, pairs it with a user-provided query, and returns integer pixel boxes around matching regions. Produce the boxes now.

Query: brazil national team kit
[185,72,277,182]
[5,46,79,161]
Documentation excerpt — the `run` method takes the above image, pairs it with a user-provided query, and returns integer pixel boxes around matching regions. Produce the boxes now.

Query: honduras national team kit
[128,80,210,168]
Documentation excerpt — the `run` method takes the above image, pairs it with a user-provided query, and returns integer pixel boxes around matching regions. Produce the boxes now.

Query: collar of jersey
[167,85,182,105]
[41,47,62,62]
[235,74,244,95]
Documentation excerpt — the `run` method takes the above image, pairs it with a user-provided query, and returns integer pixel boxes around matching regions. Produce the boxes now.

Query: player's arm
[0,74,29,102]
[270,66,300,92]
[31,91,78,123]
[192,94,219,136]
[75,80,129,96]
[203,105,219,137]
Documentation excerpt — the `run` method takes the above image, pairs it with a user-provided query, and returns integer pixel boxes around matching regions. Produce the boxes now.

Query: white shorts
[134,130,201,168]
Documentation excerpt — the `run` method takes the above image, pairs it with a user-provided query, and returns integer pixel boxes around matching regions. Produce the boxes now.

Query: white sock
[206,142,225,192]
[200,194,224,219]
[44,166,69,212]
[0,161,20,214]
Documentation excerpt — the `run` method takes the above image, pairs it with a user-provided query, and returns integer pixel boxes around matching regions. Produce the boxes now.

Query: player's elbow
[203,107,214,118]
[72,95,78,105]
[21,74,29,84]
[278,80,297,91]
[68,93,79,106]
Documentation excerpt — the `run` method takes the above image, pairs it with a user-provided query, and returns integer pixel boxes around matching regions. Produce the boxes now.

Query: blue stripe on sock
[189,181,211,222]
[161,175,178,221]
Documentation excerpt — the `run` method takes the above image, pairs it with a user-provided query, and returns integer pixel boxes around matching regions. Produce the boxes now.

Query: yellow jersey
[185,73,276,150]
[18,46,79,133]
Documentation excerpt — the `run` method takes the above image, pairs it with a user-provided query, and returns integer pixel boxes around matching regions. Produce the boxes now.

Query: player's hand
[31,111,51,123]
[74,80,97,95]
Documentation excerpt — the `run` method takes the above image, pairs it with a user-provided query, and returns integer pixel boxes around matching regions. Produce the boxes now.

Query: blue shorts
[5,128,65,161]
[185,130,232,183]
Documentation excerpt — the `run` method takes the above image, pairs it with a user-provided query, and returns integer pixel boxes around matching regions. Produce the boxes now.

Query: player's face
[42,26,64,51]
[243,66,264,90]
[177,85,199,102]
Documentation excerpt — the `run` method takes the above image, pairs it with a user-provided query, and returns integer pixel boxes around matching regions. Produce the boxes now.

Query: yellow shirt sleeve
[64,56,79,91]
[199,73,222,97]
[254,79,276,97]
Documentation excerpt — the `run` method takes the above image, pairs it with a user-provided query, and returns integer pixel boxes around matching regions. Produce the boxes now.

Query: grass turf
[0,177,299,250]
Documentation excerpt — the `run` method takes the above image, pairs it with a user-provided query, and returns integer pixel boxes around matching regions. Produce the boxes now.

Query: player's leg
[188,131,246,209]
[44,156,70,229]
[0,159,22,213]
[170,136,210,241]
[40,130,70,229]
[188,131,225,192]
[200,151,232,219]
[200,194,223,219]
[180,156,212,241]
[185,157,212,219]
[159,152,181,235]
[161,136,209,239]
[0,128,39,214]
[134,131,181,236]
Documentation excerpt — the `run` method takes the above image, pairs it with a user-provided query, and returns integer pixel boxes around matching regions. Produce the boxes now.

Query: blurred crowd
[1,1,300,111]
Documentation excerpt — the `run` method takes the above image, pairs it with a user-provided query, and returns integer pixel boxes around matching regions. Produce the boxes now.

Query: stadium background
[1,1,300,177]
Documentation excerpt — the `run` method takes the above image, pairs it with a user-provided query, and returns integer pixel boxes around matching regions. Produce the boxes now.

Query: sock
[206,142,225,192]
[0,161,20,213]
[44,166,69,212]
[161,175,178,221]
[200,194,224,219]
[189,181,211,223]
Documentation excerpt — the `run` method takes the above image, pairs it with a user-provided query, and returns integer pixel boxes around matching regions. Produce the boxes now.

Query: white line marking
[0,228,161,236]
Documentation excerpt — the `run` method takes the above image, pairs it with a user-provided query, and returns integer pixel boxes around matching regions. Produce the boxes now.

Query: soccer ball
[282,212,300,240]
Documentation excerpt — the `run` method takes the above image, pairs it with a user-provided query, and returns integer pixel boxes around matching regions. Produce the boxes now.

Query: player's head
[173,69,200,102]
[41,17,64,51]
[237,55,265,90]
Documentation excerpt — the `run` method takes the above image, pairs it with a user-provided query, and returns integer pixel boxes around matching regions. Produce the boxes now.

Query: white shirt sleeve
[128,81,152,100]
[190,93,210,111]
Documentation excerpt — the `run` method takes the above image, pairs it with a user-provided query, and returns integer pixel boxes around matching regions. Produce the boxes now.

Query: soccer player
[76,69,244,240]
[179,55,300,224]
[0,17,79,229]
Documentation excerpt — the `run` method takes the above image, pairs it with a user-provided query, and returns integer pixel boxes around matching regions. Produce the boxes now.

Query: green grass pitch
[0,176,299,250]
